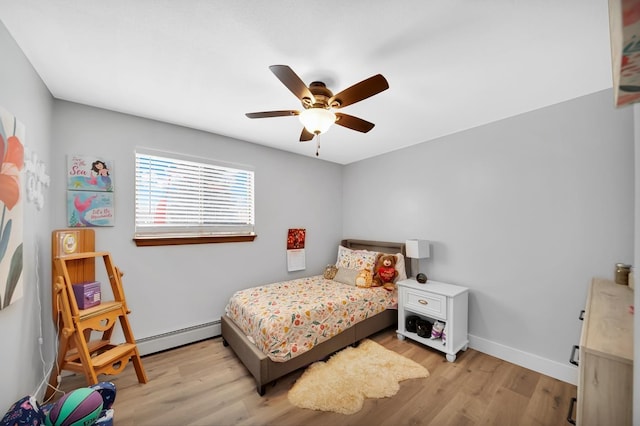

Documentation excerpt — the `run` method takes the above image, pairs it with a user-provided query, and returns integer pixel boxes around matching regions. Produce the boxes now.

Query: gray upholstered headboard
[340,239,411,277]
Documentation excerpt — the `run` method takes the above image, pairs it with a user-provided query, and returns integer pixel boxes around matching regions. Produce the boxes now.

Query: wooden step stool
[46,230,147,399]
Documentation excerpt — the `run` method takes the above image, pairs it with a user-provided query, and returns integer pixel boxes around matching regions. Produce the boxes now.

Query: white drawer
[404,289,447,321]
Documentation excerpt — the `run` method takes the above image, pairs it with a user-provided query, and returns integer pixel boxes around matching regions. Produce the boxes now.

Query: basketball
[45,388,103,426]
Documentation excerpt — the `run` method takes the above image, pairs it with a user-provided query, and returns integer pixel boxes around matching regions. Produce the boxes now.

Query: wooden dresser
[574,278,633,425]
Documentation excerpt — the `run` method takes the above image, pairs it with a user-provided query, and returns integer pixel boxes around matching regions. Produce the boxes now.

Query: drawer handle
[578,310,585,321]
[418,299,428,305]
[566,397,577,425]
[569,345,579,366]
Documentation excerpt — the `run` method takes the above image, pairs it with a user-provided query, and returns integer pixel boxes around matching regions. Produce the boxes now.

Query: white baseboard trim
[136,320,221,356]
[468,334,578,385]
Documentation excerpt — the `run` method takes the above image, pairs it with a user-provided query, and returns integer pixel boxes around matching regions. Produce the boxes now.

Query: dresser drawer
[404,289,447,321]
[574,278,633,426]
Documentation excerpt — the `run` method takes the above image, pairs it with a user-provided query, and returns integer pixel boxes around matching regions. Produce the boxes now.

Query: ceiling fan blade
[329,74,389,108]
[300,127,315,141]
[334,113,375,133]
[269,65,316,103]
[245,110,299,119]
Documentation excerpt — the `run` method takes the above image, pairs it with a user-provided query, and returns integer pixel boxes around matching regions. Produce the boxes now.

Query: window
[134,149,255,246]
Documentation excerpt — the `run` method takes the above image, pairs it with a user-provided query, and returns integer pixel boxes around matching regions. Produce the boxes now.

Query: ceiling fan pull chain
[316,134,321,157]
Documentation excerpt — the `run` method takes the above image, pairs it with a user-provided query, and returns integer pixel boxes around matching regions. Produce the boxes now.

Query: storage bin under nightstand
[396,279,469,362]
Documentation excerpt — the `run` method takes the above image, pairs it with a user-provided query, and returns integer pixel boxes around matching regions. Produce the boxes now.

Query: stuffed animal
[372,253,398,291]
[355,269,373,288]
[323,264,338,280]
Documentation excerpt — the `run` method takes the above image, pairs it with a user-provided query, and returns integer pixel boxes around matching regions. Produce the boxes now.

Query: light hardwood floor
[53,329,576,426]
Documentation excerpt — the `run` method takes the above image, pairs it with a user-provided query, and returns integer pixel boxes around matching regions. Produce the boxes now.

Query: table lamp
[405,239,430,283]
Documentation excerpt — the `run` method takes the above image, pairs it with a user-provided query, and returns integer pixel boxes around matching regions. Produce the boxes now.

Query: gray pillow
[333,267,359,286]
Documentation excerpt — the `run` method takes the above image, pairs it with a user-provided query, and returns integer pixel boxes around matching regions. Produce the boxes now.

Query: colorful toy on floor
[1,382,116,426]
[45,388,102,426]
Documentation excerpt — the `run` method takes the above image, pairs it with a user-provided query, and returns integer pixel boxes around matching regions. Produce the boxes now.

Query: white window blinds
[134,149,254,237]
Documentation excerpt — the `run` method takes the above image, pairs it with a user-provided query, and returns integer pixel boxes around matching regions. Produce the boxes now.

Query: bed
[221,239,410,395]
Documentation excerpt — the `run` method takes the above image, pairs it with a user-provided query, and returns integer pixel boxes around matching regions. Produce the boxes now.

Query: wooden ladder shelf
[46,241,147,399]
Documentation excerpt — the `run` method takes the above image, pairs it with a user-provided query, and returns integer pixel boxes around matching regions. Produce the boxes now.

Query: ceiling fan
[246,65,389,154]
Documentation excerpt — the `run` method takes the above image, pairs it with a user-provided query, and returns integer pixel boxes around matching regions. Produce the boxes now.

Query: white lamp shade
[299,108,336,134]
[405,239,430,259]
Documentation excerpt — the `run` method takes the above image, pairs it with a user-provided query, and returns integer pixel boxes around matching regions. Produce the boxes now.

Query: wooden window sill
[133,234,256,247]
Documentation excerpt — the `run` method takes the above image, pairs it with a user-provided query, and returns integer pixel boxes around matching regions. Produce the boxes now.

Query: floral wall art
[0,106,24,310]
[66,155,114,227]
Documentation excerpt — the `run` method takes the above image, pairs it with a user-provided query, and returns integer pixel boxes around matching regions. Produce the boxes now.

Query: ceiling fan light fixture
[299,108,336,135]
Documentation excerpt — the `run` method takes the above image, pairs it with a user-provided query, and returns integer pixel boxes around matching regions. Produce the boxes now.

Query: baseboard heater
[136,320,221,356]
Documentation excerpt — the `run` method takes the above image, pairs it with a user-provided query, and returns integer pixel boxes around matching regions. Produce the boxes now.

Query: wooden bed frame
[221,239,410,395]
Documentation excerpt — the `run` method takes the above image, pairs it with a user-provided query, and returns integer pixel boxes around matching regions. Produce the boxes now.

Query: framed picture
[67,155,113,192]
[287,228,306,271]
[67,191,115,227]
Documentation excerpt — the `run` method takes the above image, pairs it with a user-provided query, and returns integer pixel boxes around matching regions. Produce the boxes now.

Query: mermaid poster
[67,155,113,192]
[67,191,114,227]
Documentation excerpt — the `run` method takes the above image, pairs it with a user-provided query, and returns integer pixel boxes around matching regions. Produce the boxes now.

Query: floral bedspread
[224,275,397,362]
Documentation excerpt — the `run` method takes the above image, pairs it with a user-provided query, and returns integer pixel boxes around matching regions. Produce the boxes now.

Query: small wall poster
[67,155,113,192]
[287,228,306,272]
[287,228,306,249]
[67,191,115,227]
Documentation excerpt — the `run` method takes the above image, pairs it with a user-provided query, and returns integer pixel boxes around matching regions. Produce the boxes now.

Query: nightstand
[396,279,469,362]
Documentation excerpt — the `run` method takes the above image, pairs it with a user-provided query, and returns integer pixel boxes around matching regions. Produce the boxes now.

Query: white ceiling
[0,0,614,164]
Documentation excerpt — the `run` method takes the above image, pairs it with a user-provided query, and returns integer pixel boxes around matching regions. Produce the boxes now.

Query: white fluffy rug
[288,339,429,415]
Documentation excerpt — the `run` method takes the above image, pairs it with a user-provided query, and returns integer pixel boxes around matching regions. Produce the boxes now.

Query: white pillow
[336,246,378,272]
[394,253,408,281]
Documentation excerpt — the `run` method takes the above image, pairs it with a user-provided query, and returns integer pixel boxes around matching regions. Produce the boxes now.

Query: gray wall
[343,89,634,382]
[0,23,55,406]
[50,101,343,342]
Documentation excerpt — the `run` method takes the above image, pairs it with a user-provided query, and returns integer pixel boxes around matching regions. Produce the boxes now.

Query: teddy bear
[372,253,398,291]
[355,269,373,288]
